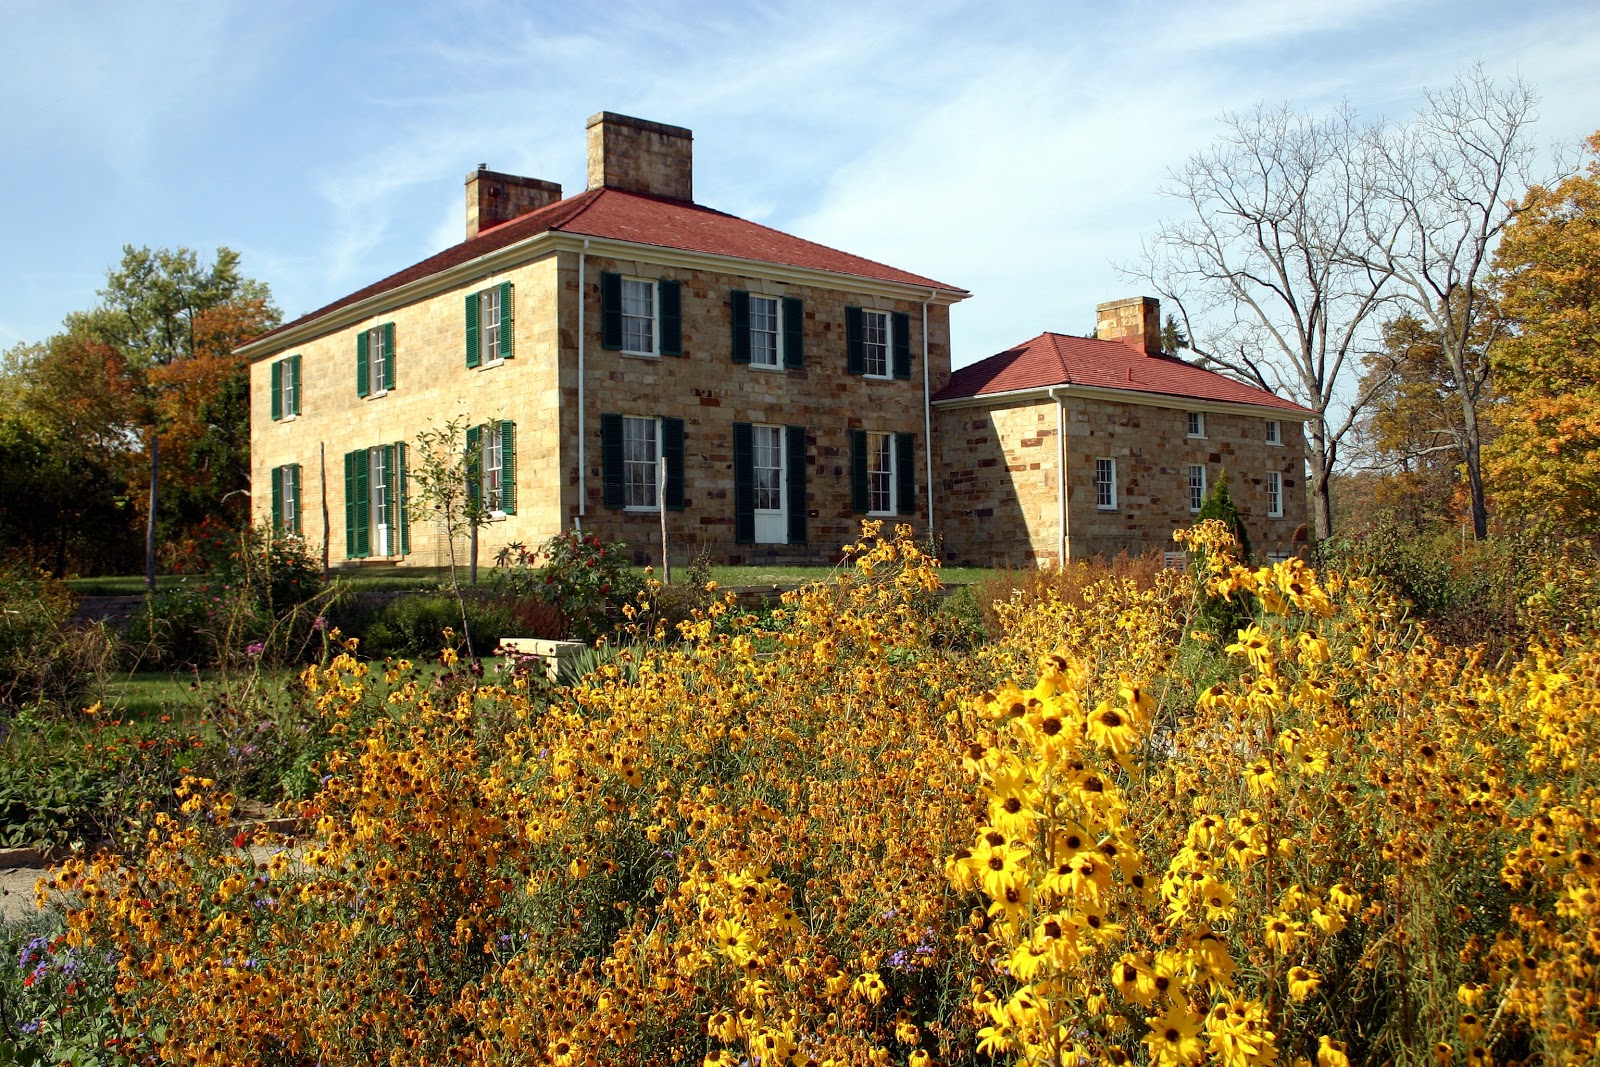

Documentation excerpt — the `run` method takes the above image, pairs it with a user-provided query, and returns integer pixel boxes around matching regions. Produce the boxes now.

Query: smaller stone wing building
[933,297,1314,566]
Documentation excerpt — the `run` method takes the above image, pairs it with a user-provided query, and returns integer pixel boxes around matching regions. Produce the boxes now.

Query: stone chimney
[465,166,563,240]
[1096,296,1162,356]
[586,112,693,202]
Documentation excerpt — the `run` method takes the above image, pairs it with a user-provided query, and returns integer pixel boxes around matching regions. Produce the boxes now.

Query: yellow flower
[1226,624,1274,671]
[1143,1004,1206,1067]
[1287,966,1320,1001]
[1264,913,1304,954]
[1317,1036,1351,1067]
[1088,700,1140,755]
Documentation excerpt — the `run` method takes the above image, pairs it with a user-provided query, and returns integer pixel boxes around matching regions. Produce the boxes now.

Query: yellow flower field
[39,521,1600,1066]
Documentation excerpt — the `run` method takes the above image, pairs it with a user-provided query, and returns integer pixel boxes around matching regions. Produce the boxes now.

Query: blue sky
[2,0,1597,367]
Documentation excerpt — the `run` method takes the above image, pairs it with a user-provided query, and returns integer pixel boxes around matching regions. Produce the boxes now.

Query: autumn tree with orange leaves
[1486,132,1600,537]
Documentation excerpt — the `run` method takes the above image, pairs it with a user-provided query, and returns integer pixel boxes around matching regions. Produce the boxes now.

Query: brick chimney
[586,112,693,202]
[465,166,563,240]
[1096,296,1162,356]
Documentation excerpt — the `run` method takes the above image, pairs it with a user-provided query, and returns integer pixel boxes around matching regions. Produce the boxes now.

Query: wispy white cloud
[3,0,1600,357]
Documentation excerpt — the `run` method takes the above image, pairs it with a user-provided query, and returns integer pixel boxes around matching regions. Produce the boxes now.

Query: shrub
[351,592,520,660]
[495,531,643,643]
[972,550,1165,636]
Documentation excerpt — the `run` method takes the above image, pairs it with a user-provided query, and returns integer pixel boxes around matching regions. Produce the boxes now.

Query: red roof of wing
[252,188,966,345]
[933,332,1313,414]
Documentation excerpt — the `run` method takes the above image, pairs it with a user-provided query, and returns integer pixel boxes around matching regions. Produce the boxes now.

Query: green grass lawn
[71,564,999,599]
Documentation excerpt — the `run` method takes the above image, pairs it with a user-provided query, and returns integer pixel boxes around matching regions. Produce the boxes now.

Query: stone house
[239,113,970,568]
[932,297,1313,566]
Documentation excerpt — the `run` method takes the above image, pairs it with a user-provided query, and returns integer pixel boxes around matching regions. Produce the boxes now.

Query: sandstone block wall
[251,249,954,570]
[934,394,1308,567]
[249,254,563,570]
[936,399,1062,567]
[1062,397,1307,560]
[551,251,952,565]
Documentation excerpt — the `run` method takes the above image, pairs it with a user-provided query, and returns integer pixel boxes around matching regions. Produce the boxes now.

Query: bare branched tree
[1360,68,1549,539]
[1132,104,1396,540]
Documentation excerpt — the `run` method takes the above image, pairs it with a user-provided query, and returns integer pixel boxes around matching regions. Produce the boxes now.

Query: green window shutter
[896,432,915,516]
[732,422,754,545]
[271,465,284,531]
[892,312,912,380]
[499,420,517,515]
[383,323,397,391]
[394,444,409,555]
[730,290,751,365]
[659,280,682,356]
[785,425,807,545]
[601,413,624,509]
[662,417,684,511]
[353,449,371,558]
[465,291,480,368]
[356,331,370,397]
[783,297,804,369]
[343,451,359,558]
[600,272,623,350]
[850,429,869,514]
[845,306,865,375]
[498,281,514,360]
[270,360,283,421]
[465,424,482,509]
[289,465,302,536]
[290,355,302,416]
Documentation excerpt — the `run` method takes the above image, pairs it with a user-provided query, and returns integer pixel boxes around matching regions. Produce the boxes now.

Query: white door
[752,425,786,544]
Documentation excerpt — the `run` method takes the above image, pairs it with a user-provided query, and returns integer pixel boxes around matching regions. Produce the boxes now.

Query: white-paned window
[868,431,895,514]
[1187,411,1205,438]
[1266,471,1283,518]
[1095,458,1117,510]
[753,425,783,511]
[369,446,391,556]
[279,359,297,418]
[749,296,780,368]
[623,415,659,508]
[480,287,503,363]
[862,310,890,378]
[482,423,504,512]
[279,466,298,533]
[367,327,387,393]
[1266,419,1281,445]
[1188,464,1207,513]
[622,279,656,355]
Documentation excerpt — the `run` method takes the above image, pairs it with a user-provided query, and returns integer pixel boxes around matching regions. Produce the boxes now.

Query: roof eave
[932,381,1315,420]
[236,229,970,361]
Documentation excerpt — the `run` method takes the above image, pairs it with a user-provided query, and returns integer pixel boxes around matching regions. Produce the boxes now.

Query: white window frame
[369,446,392,557]
[479,287,504,367]
[481,424,505,517]
[366,326,387,397]
[1188,464,1207,514]
[1266,471,1283,518]
[749,295,781,370]
[752,425,784,512]
[1265,419,1281,446]
[621,278,658,358]
[1095,457,1117,511]
[1187,411,1205,439]
[278,359,297,420]
[867,431,896,516]
[862,309,891,379]
[279,465,298,534]
[623,415,659,510]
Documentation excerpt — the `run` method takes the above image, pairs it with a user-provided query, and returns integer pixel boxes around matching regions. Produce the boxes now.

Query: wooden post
[145,435,159,594]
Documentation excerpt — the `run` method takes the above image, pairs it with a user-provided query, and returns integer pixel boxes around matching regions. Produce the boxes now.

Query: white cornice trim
[932,381,1315,422]
[237,229,969,361]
